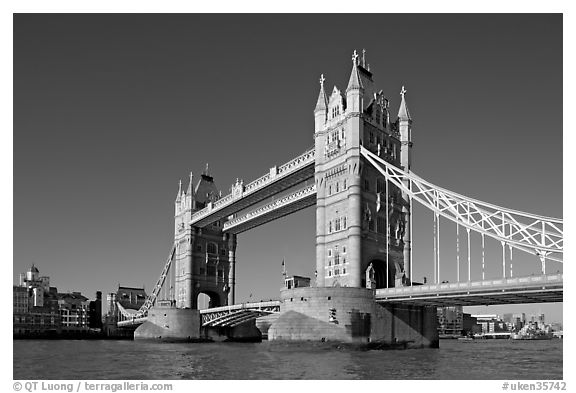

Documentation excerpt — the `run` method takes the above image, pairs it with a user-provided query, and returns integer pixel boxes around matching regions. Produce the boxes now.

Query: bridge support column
[227,234,237,306]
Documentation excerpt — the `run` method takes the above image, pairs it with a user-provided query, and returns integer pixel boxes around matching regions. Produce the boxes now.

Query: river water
[13,339,562,380]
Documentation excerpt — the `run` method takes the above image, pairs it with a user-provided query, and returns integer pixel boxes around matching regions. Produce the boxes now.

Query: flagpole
[281,257,287,288]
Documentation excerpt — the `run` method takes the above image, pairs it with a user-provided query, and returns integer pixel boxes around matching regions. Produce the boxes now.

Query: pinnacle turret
[314,74,328,112]
[398,85,411,121]
[346,50,363,92]
[187,172,194,195]
[175,179,182,202]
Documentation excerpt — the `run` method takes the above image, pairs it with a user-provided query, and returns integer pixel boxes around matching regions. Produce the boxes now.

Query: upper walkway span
[189,149,315,228]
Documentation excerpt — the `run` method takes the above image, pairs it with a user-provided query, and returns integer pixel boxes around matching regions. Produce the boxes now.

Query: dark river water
[13,339,562,380]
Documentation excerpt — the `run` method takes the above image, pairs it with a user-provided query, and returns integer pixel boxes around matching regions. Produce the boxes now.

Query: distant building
[57,292,90,333]
[472,314,507,333]
[462,313,479,335]
[437,306,464,336]
[510,313,526,331]
[103,285,147,338]
[88,291,103,330]
[116,286,147,310]
[13,264,100,337]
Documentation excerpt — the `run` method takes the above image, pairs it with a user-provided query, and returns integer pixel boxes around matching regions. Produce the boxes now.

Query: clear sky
[13,14,563,322]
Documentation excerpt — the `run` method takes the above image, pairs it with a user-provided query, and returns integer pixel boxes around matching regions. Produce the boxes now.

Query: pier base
[268,287,438,348]
[134,307,202,342]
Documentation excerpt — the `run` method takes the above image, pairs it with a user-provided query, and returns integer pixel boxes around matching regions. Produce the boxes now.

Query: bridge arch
[368,259,401,289]
[196,290,222,310]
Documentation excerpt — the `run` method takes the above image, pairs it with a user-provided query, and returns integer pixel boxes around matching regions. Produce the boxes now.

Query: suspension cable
[456,223,460,282]
[386,176,389,289]
[433,208,437,284]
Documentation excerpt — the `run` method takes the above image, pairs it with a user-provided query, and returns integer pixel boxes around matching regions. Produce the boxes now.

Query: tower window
[364,179,370,191]
[207,243,217,254]
[369,132,374,144]
[329,221,332,233]
[336,182,339,193]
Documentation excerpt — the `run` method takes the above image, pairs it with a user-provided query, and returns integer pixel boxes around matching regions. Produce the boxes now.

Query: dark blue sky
[13,14,562,321]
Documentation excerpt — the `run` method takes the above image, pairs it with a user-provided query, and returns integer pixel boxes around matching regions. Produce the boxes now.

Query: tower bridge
[114,49,563,346]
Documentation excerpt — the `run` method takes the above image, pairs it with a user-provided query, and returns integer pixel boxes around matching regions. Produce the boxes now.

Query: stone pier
[268,287,438,348]
[134,307,203,342]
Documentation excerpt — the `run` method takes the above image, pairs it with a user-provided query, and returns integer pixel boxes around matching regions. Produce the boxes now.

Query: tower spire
[346,49,363,91]
[175,179,182,202]
[314,73,328,112]
[187,171,194,195]
[398,85,411,121]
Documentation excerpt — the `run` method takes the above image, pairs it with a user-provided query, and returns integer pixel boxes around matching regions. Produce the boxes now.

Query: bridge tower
[173,168,234,309]
[314,50,411,290]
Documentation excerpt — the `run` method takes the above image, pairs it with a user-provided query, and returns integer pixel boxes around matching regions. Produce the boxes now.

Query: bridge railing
[199,300,281,314]
[190,149,315,224]
[375,273,563,298]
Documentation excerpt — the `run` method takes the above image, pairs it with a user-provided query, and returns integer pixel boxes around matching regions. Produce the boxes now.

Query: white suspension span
[117,244,176,322]
[361,146,563,265]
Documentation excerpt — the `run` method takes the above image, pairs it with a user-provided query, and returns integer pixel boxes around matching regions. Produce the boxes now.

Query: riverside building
[13,264,100,337]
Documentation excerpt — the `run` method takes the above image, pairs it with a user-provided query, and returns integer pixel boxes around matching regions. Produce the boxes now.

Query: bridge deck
[375,274,563,307]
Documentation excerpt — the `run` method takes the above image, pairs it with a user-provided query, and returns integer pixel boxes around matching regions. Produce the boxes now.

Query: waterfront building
[13,264,100,337]
[103,285,148,337]
[57,292,90,333]
[472,314,507,334]
[117,286,147,310]
[88,291,103,330]
[437,306,464,336]
[462,313,479,335]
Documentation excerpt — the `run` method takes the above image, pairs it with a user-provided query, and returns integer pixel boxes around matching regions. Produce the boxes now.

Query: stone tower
[314,50,412,289]
[173,167,235,309]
